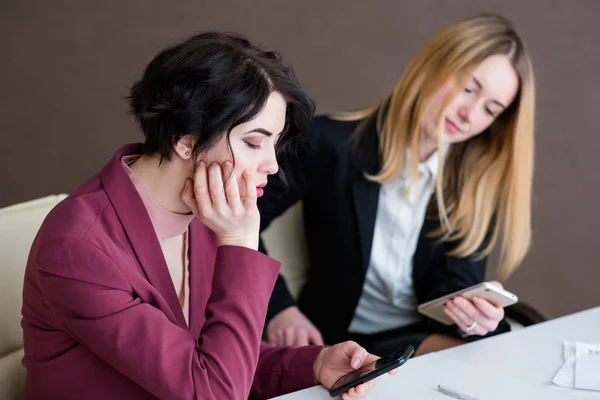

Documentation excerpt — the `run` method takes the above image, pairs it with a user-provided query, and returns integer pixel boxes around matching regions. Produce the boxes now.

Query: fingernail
[224,161,231,167]
[352,358,360,369]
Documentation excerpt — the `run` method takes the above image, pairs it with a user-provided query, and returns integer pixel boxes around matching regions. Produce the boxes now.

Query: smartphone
[328,345,414,398]
[417,282,518,325]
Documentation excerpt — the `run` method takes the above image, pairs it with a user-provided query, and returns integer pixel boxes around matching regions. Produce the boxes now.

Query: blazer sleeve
[36,237,305,400]
[252,344,324,399]
[259,118,326,323]
[422,244,511,341]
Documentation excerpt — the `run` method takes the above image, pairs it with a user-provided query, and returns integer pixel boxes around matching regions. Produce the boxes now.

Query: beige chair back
[261,202,309,299]
[0,194,67,400]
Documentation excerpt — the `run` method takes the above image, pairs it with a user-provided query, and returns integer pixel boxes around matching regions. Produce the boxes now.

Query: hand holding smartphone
[417,282,518,326]
[328,345,414,398]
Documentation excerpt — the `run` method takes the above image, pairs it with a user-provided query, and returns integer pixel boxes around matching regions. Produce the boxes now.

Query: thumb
[348,342,368,370]
[309,329,324,345]
[489,281,503,289]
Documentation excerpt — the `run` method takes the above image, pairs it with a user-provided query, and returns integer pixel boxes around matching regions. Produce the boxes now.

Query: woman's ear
[173,135,195,160]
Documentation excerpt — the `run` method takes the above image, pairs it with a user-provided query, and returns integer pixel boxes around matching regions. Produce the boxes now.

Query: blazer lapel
[351,180,380,273]
[100,144,187,329]
[187,220,216,337]
[350,116,382,274]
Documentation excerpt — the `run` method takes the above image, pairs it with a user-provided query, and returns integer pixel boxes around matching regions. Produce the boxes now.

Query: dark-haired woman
[21,32,384,400]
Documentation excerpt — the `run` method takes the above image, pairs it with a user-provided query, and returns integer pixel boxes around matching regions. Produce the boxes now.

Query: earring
[185,151,190,157]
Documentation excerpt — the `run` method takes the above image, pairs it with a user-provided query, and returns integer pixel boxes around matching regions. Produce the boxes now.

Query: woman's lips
[256,183,267,197]
[445,118,461,134]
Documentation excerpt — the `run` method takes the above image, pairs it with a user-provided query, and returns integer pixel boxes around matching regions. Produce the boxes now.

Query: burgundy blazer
[21,144,322,400]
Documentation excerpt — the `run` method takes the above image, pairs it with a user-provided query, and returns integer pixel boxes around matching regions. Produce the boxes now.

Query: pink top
[122,155,194,324]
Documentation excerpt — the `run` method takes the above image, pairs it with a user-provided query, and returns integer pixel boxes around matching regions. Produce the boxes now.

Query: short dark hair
[128,31,315,162]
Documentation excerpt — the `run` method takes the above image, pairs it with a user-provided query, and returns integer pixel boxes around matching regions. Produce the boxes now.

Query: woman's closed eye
[243,139,263,150]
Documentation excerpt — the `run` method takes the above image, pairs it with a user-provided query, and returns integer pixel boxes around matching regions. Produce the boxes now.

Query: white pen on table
[437,384,480,400]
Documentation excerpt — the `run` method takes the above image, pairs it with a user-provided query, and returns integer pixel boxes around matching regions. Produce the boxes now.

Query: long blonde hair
[335,14,535,280]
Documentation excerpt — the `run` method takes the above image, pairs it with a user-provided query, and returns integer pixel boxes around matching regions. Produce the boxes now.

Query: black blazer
[259,115,509,345]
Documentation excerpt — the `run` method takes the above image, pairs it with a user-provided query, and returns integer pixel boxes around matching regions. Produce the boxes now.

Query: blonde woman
[259,14,535,356]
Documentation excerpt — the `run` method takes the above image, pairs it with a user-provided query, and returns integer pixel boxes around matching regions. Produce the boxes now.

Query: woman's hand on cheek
[180,161,260,250]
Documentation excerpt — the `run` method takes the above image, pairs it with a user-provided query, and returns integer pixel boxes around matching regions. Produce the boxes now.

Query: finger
[192,162,213,215]
[274,330,284,346]
[350,383,368,397]
[444,304,473,333]
[295,329,310,346]
[445,300,473,326]
[345,387,357,398]
[349,345,369,369]
[489,281,503,289]
[222,161,243,211]
[266,325,279,345]
[443,305,463,327]
[283,328,296,347]
[358,380,376,394]
[308,329,325,345]
[367,379,377,390]
[346,384,364,398]
[358,380,376,396]
[450,299,487,333]
[444,304,489,335]
[452,297,490,327]
[242,170,257,208]
[208,163,227,212]
[470,323,489,336]
[473,296,504,322]
[453,297,498,332]
[362,353,379,366]
[444,306,472,334]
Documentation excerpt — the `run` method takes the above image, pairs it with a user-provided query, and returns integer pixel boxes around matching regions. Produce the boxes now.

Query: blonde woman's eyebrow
[473,77,507,109]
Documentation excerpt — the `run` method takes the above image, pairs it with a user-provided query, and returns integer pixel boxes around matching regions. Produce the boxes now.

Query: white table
[271,307,600,400]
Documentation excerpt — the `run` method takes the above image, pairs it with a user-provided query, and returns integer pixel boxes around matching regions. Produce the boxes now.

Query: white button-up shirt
[348,149,443,334]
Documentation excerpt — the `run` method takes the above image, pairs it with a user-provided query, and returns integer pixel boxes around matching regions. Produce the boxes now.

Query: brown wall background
[1,0,599,320]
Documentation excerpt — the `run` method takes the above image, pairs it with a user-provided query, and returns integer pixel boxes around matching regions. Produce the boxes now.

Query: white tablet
[417,282,518,325]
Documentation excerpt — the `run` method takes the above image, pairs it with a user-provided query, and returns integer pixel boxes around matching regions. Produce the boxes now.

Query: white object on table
[553,341,577,388]
[574,342,600,391]
[553,341,600,390]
